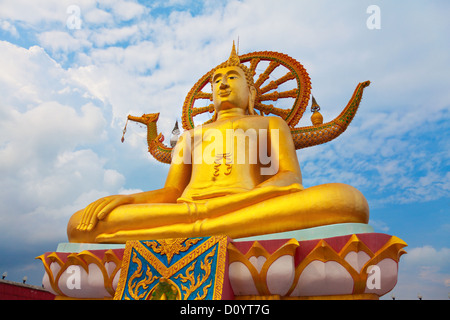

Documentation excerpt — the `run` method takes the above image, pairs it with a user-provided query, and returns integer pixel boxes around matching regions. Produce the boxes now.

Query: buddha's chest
[191,118,269,158]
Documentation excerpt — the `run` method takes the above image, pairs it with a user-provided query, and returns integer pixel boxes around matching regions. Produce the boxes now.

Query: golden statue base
[37,227,406,300]
[235,293,380,300]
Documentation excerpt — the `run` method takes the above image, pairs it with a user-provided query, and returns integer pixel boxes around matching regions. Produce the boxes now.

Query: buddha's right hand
[76,195,134,231]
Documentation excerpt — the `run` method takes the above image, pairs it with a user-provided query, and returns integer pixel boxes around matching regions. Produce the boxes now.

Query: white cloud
[107,0,147,21]
[83,8,114,26]
[404,246,450,269]
[89,25,140,47]
[0,0,69,25]
[391,246,450,300]
[0,101,113,243]
[0,19,18,37]
[368,219,390,233]
[0,0,145,26]
[37,31,91,55]
[0,41,129,246]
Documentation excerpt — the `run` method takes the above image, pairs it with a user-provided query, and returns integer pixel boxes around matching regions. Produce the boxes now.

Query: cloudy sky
[0,0,448,299]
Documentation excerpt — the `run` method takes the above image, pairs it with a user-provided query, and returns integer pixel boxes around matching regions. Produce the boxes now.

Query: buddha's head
[210,42,257,116]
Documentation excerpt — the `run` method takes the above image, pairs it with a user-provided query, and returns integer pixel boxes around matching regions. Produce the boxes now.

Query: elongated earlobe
[212,109,218,121]
[248,86,257,115]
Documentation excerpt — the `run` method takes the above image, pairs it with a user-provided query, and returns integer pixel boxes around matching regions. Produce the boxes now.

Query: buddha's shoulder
[241,115,286,123]
[252,115,290,128]
[190,115,289,130]
[232,115,289,130]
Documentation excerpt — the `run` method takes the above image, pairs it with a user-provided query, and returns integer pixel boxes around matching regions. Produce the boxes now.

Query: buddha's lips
[219,90,231,97]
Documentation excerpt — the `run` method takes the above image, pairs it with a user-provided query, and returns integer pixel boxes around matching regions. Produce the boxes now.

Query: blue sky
[0,0,448,300]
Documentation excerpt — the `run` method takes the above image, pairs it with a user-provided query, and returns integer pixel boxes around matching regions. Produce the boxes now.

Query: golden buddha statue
[67,44,370,243]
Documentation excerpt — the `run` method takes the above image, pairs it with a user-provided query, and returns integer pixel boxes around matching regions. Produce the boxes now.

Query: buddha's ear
[248,86,257,115]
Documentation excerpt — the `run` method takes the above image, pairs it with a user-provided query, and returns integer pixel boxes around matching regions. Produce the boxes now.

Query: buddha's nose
[219,81,229,89]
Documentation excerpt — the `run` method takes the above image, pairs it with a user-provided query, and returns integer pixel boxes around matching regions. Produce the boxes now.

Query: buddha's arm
[256,116,303,188]
[132,135,193,205]
[194,183,302,219]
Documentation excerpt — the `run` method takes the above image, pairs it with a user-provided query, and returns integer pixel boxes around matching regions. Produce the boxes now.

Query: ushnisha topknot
[210,41,255,88]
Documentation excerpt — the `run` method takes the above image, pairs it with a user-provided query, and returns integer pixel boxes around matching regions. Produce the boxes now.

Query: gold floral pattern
[114,236,229,300]
[143,238,201,264]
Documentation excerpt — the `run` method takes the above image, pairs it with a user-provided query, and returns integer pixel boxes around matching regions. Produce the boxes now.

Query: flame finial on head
[227,41,241,66]
[210,41,254,88]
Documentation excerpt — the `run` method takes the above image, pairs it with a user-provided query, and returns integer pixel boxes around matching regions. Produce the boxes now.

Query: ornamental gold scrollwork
[126,251,159,300]
[114,236,229,300]
[143,238,201,264]
[174,246,216,300]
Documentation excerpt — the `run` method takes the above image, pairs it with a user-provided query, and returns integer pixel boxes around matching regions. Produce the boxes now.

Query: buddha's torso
[178,115,272,202]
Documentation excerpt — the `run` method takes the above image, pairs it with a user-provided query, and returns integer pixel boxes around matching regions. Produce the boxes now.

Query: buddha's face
[212,66,251,113]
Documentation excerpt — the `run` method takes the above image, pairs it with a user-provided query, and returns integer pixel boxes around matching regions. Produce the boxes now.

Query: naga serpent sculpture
[122,51,370,164]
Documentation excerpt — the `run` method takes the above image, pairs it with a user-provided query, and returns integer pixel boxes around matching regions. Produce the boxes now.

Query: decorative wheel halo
[181,51,312,130]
